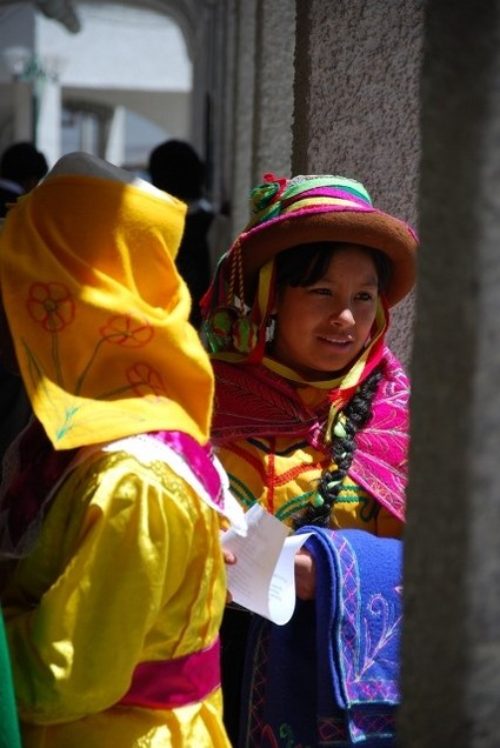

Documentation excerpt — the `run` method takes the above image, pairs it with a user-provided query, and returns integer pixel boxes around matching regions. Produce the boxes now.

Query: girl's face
[271,245,379,380]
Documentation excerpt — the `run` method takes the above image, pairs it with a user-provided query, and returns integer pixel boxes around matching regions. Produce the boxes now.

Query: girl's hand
[223,548,236,603]
[295,549,316,600]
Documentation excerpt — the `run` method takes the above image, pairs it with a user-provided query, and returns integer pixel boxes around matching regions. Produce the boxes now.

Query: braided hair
[292,366,383,530]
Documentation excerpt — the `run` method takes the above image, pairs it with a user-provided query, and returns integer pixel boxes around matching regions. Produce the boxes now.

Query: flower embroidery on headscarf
[74,315,155,395]
[27,282,75,332]
[99,315,154,347]
[25,282,75,387]
[126,362,166,398]
[22,287,163,435]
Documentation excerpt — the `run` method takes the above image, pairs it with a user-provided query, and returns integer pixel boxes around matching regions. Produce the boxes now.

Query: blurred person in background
[0,141,48,218]
[149,140,214,329]
[0,141,48,475]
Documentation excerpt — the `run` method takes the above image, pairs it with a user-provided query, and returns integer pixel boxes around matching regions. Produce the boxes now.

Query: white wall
[36,2,191,91]
[0,3,35,83]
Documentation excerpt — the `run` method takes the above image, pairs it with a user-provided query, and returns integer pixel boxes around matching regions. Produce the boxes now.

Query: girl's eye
[356,291,375,301]
[309,287,331,296]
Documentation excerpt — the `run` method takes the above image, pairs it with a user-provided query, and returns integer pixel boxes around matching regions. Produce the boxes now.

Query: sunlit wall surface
[0,1,192,167]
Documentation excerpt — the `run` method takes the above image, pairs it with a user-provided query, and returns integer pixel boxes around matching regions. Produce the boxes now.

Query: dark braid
[292,367,383,530]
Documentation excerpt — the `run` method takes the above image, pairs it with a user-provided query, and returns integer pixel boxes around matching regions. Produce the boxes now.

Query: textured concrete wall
[190,0,239,259]
[191,0,236,209]
[252,0,295,184]
[229,0,296,236]
[292,0,424,366]
[400,3,500,746]
[216,0,237,214]
[190,5,211,158]
[230,0,258,234]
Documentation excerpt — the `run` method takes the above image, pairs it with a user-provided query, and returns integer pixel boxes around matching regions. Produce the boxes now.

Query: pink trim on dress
[117,637,221,710]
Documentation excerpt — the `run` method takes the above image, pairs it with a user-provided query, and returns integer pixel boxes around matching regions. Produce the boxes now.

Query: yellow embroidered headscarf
[0,153,214,449]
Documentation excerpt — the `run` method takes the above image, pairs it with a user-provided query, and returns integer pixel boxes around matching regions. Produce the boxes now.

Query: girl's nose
[330,305,355,327]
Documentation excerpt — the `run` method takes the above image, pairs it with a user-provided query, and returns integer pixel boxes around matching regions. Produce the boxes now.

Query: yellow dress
[217,436,402,539]
[2,448,230,748]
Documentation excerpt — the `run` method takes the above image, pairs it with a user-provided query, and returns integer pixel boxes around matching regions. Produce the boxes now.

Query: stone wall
[292,0,425,365]
[400,2,500,745]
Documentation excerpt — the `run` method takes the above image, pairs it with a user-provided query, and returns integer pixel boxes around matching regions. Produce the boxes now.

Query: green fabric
[0,609,22,748]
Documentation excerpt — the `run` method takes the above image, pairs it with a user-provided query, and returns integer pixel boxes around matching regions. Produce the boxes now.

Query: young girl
[0,152,243,747]
[201,174,418,746]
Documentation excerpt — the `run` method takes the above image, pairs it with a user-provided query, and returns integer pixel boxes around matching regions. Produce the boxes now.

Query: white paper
[221,504,313,625]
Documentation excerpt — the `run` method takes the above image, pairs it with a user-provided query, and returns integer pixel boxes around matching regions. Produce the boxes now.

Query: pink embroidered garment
[211,346,409,522]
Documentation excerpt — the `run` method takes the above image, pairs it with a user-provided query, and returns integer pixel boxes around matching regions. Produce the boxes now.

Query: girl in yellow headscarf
[0,152,242,748]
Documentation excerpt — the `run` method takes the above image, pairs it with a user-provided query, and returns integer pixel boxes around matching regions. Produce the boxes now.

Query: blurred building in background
[0,0,191,170]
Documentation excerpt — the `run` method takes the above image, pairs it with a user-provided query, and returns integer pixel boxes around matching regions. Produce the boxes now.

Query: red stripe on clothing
[266,438,276,513]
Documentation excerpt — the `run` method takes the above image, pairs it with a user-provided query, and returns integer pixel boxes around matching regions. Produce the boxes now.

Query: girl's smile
[270,245,379,380]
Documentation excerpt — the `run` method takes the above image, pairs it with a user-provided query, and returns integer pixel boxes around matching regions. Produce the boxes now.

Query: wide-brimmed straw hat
[233,173,418,307]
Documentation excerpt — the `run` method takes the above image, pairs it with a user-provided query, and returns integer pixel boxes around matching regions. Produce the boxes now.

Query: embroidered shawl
[239,527,402,746]
[211,346,409,522]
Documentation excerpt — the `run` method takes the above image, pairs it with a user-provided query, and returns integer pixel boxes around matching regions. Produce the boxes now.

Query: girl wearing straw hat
[201,173,418,746]
[0,152,244,747]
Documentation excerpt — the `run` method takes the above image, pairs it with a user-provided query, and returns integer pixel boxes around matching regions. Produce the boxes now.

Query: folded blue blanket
[240,528,402,747]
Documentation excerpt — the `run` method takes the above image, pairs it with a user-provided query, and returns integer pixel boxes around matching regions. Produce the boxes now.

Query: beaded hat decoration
[201,173,418,359]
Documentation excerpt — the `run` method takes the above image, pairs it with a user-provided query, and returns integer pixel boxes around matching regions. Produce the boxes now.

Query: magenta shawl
[211,346,409,522]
